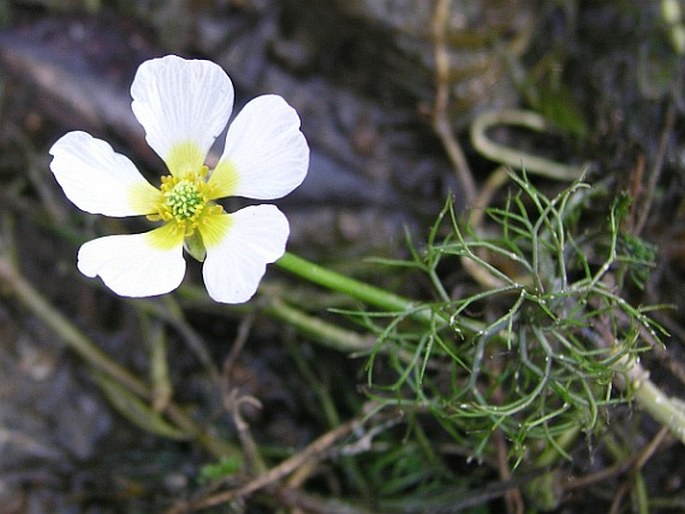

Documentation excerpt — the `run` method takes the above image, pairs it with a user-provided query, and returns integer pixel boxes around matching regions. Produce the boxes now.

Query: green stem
[0,257,239,458]
[627,361,685,445]
[0,259,149,397]
[276,252,433,324]
[265,297,373,353]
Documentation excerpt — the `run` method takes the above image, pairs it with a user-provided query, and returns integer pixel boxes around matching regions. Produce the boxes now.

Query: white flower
[49,55,309,303]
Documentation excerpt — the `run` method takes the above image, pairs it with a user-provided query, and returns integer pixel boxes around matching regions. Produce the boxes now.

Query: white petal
[49,131,160,216]
[131,55,234,175]
[201,205,289,303]
[210,95,309,200]
[78,224,186,297]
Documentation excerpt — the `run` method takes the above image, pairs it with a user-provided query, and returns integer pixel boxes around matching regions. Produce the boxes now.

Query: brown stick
[167,417,361,513]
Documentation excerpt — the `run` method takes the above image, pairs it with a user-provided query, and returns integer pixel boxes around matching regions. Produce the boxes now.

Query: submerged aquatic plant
[333,174,669,463]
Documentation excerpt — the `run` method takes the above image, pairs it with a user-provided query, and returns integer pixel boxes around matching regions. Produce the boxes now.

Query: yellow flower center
[149,166,223,237]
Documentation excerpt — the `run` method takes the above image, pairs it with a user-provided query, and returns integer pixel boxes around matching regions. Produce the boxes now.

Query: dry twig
[431,0,477,206]
[167,417,363,513]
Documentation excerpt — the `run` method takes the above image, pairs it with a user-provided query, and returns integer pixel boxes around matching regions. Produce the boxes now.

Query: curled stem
[470,109,586,181]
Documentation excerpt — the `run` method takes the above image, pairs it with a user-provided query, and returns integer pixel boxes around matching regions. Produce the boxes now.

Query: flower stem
[276,251,433,324]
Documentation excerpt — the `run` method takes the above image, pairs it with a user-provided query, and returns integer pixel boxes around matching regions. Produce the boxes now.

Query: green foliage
[198,456,242,484]
[535,79,588,138]
[363,174,663,464]
[616,232,657,290]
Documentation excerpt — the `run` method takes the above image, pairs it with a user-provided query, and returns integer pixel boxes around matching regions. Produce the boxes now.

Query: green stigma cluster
[150,168,223,237]
[165,179,204,220]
